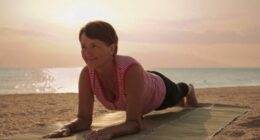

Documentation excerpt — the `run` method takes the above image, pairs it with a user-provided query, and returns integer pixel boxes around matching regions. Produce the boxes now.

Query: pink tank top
[87,55,166,114]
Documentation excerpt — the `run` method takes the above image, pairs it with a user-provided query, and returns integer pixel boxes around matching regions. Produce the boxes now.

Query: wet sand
[0,86,260,139]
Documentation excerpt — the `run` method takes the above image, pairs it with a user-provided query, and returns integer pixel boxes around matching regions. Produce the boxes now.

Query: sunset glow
[0,0,260,68]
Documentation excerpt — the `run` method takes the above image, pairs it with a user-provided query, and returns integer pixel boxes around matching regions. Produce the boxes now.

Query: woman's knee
[177,82,189,96]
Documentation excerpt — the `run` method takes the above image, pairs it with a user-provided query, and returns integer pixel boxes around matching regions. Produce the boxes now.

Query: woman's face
[80,34,115,69]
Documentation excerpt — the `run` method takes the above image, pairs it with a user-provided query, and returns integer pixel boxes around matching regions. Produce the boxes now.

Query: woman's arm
[43,66,94,138]
[74,66,94,131]
[86,64,144,140]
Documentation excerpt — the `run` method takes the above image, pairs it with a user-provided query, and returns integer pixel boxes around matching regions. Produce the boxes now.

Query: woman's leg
[186,84,198,107]
[176,98,185,106]
[148,71,198,110]
[176,83,198,107]
[175,82,188,107]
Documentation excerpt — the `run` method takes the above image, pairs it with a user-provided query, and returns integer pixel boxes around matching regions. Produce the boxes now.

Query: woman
[43,20,198,140]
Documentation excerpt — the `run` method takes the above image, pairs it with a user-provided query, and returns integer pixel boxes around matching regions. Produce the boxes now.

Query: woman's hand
[42,127,71,138]
[84,129,113,140]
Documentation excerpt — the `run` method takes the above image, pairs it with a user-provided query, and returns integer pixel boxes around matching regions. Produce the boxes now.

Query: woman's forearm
[66,118,91,133]
[102,120,141,138]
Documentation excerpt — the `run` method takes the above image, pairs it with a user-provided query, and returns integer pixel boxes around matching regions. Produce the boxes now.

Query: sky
[0,0,260,68]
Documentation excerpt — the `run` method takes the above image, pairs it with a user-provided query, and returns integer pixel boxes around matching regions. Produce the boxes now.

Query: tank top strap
[115,55,140,95]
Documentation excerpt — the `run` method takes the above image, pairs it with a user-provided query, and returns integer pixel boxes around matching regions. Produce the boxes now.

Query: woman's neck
[95,57,115,80]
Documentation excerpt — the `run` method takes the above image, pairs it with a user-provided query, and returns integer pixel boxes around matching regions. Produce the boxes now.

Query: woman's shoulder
[115,55,144,72]
[115,55,139,63]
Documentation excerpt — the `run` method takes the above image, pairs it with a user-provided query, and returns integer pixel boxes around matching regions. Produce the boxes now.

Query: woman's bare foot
[186,84,198,107]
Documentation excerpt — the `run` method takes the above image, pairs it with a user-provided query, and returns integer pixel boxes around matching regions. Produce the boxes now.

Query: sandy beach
[0,86,259,140]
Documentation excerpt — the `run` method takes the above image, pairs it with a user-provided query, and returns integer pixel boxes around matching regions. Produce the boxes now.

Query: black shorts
[147,71,189,110]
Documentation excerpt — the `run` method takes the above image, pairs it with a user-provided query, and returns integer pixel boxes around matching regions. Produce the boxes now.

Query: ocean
[0,67,260,95]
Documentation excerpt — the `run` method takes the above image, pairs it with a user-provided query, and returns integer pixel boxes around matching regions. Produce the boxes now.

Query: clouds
[119,17,260,44]
[0,27,52,39]
[1,0,260,68]
[0,26,77,48]
[0,27,56,54]
[0,26,82,68]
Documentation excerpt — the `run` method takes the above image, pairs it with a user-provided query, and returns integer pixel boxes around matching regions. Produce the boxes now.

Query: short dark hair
[79,20,118,55]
